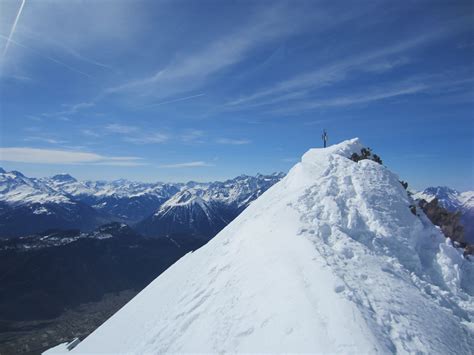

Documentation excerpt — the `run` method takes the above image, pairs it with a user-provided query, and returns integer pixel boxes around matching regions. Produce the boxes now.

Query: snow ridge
[60,138,473,354]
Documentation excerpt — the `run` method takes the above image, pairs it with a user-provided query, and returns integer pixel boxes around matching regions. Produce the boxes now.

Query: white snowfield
[46,138,473,354]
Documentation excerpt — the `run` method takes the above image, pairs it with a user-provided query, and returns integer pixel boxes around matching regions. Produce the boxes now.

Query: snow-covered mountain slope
[414,186,474,211]
[414,186,474,243]
[136,189,231,239]
[201,173,285,210]
[136,174,283,238]
[0,170,71,205]
[55,138,473,354]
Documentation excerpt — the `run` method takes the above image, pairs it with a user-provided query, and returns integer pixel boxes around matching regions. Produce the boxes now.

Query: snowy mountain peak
[63,139,473,354]
[423,186,459,195]
[414,186,474,243]
[0,167,6,174]
[0,169,71,206]
[10,170,26,178]
[414,186,465,211]
[51,174,77,183]
[164,189,204,207]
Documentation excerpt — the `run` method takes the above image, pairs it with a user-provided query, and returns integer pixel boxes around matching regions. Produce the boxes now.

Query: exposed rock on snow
[45,138,474,354]
[414,186,474,244]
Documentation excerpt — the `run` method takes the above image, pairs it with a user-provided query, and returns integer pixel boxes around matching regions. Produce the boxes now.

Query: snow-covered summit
[50,174,77,183]
[414,186,474,211]
[136,188,229,239]
[159,189,207,209]
[0,168,71,205]
[55,138,473,354]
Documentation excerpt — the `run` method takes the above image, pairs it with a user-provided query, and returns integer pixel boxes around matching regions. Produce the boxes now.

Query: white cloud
[124,132,169,144]
[41,101,95,118]
[216,138,251,145]
[0,147,144,166]
[105,123,138,134]
[81,129,101,138]
[63,102,95,114]
[271,83,428,114]
[180,129,206,144]
[2,0,26,58]
[23,136,66,145]
[225,31,450,109]
[104,124,169,144]
[159,161,214,168]
[104,5,308,99]
[268,73,473,114]
[0,35,93,78]
[137,93,205,109]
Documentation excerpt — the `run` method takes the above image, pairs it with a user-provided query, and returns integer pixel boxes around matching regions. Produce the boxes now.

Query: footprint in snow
[236,327,254,337]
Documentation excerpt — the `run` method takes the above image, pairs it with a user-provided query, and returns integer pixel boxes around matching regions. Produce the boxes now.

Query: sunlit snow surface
[47,138,474,354]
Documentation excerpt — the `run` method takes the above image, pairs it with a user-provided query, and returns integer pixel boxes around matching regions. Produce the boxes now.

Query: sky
[0,0,473,190]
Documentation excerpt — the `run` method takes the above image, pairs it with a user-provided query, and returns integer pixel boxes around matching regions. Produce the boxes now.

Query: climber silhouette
[322,130,328,148]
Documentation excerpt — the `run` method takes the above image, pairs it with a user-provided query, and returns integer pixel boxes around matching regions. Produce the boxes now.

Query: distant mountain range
[136,174,281,239]
[0,168,284,239]
[413,186,474,243]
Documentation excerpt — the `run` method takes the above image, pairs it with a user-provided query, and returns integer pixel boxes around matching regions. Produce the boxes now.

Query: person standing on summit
[322,130,328,148]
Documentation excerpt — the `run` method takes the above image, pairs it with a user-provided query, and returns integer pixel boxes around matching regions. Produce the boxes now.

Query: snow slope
[48,138,474,354]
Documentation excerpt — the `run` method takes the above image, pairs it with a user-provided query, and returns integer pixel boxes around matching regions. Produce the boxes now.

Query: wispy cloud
[305,84,427,109]
[159,161,214,168]
[216,138,251,145]
[272,83,428,114]
[62,102,95,114]
[105,123,138,134]
[124,133,169,145]
[269,73,473,114]
[180,129,206,144]
[0,147,144,166]
[225,31,454,110]
[41,101,95,119]
[105,123,169,144]
[23,136,66,145]
[0,72,32,82]
[137,93,206,109]
[0,35,92,78]
[81,129,101,138]
[2,0,26,58]
[104,5,308,100]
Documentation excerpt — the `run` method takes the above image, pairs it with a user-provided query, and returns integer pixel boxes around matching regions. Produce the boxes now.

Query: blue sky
[0,0,472,190]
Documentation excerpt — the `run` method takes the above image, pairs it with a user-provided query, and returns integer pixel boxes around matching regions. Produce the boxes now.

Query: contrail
[138,93,206,109]
[0,34,92,78]
[2,0,26,58]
